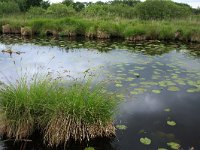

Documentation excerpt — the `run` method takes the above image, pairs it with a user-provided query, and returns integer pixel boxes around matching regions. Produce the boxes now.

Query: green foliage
[46,3,75,17]
[193,8,200,15]
[72,2,85,12]
[134,0,192,20]
[0,1,20,15]
[83,3,136,18]
[123,22,146,37]
[111,0,140,7]
[27,7,46,17]
[0,76,118,142]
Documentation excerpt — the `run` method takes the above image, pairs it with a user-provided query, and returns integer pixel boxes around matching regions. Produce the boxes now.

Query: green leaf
[115,83,122,87]
[167,121,176,126]
[84,147,95,150]
[167,86,180,92]
[116,125,127,130]
[167,142,180,150]
[152,90,161,94]
[140,137,151,145]
[164,108,171,112]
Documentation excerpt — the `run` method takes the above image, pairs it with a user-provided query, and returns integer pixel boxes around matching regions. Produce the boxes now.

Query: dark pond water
[0,35,200,150]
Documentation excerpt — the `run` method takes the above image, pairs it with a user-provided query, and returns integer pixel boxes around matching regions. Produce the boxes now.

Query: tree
[46,3,75,17]
[111,0,140,7]
[134,0,192,20]
[73,2,85,12]
[62,0,73,6]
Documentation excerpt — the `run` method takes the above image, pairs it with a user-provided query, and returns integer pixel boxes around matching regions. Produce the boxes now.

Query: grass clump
[0,76,118,146]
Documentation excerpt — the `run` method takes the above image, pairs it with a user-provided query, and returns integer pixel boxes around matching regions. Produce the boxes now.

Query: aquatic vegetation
[167,142,181,150]
[140,137,151,145]
[152,90,161,94]
[0,76,119,146]
[164,108,171,112]
[167,86,180,92]
[116,125,127,130]
[167,121,176,126]
[84,147,95,150]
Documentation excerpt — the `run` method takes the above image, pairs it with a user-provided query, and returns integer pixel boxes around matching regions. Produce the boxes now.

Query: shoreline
[1,17,200,43]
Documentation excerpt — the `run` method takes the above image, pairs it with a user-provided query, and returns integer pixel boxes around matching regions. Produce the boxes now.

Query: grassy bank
[0,16,200,42]
[0,76,118,146]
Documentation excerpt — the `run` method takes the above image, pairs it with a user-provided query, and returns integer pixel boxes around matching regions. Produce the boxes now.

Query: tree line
[0,0,200,19]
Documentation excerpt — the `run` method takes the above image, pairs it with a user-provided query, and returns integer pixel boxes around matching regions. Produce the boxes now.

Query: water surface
[0,35,200,150]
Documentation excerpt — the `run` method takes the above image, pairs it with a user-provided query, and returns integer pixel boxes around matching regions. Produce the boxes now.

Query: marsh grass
[0,76,118,146]
[1,15,200,42]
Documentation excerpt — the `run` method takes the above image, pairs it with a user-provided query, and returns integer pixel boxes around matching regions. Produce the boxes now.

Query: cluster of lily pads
[100,59,200,97]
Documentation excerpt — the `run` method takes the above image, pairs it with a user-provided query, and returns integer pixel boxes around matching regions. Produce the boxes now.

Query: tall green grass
[0,16,200,42]
[0,76,118,146]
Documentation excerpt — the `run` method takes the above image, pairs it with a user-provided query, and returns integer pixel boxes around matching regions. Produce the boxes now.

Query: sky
[49,0,200,8]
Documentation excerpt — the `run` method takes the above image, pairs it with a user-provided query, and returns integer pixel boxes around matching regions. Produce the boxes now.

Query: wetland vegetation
[0,75,118,146]
[0,0,200,42]
[0,0,200,149]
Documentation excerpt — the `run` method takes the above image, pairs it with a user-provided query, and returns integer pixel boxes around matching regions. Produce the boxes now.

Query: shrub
[0,1,20,15]
[134,0,192,20]
[83,3,136,19]
[46,3,75,17]
[26,7,46,17]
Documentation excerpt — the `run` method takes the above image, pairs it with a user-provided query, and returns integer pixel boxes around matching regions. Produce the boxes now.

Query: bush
[83,3,136,18]
[27,7,46,17]
[134,0,192,20]
[0,1,20,15]
[46,3,75,17]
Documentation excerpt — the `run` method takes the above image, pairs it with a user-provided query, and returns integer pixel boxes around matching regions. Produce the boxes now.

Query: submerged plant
[0,76,119,146]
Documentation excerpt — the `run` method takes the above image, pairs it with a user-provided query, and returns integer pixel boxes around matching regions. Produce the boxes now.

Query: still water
[0,35,200,150]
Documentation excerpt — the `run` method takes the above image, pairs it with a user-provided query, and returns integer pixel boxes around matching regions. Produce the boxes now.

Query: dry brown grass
[44,114,115,146]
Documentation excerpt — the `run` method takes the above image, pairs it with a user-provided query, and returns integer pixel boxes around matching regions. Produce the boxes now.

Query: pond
[0,35,200,150]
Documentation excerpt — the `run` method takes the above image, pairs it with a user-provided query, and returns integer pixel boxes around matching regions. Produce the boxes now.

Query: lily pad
[167,86,180,92]
[167,142,180,150]
[164,108,171,112]
[125,77,135,82]
[167,121,176,126]
[158,148,168,150]
[152,90,161,94]
[130,83,138,87]
[187,88,199,93]
[140,137,151,145]
[115,83,123,87]
[116,125,127,130]
[133,73,140,78]
[84,147,95,150]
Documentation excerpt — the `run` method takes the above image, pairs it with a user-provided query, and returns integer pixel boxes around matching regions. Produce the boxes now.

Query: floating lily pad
[125,77,135,82]
[167,86,180,92]
[116,125,127,130]
[130,83,138,87]
[84,147,95,150]
[115,84,123,87]
[158,148,168,150]
[140,137,151,145]
[164,108,171,112]
[187,88,199,93]
[133,73,140,78]
[130,90,139,95]
[116,94,125,99]
[167,142,180,150]
[167,121,176,126]
[152,90,161,94]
